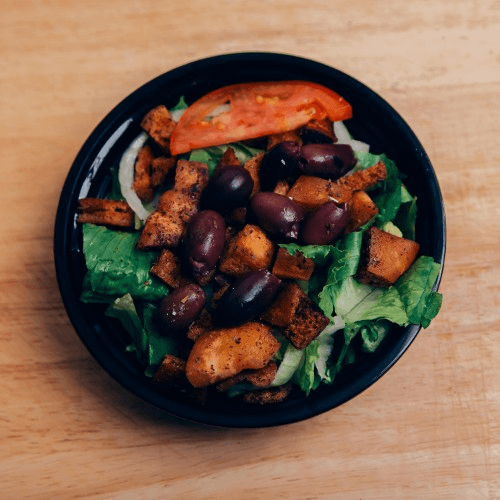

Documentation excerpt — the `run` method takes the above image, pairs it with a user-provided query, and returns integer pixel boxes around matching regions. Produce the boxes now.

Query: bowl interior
[54,52,445,427]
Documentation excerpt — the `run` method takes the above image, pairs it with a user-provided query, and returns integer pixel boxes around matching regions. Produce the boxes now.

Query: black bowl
[54,52,445,428]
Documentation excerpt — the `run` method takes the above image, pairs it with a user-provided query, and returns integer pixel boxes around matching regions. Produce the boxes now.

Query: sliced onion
[170,107,186,123]
[334,121,370,153]
[118,132,152,221]
[205,102,231,120]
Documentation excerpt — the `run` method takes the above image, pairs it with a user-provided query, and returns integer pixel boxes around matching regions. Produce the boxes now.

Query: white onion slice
[118,132,152,221]
[334,121,370,153]
[170,107,186,123]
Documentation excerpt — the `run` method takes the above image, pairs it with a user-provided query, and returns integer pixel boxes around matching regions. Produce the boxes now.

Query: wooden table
[1,1,499,498]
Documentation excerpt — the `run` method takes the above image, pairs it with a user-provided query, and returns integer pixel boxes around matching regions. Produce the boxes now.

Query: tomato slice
[169,81,352,155]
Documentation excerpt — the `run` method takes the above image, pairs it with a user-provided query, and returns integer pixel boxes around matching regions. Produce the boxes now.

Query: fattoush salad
[77,81,442,405]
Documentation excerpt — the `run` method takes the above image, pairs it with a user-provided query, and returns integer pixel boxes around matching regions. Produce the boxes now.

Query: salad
[77,81,442,404]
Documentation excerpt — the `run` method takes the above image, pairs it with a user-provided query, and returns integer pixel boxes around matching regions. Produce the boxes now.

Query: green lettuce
[105,294,179,376]
[394,256,443,327]
[354,151,418,237]
[80,223,168,303]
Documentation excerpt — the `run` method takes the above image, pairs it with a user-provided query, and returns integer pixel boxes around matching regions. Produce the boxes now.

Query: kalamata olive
[299,143,356,180]
[159,284,206,331]
[302,201,349,245]
[202,166,254,211]
[184,210,226,282]
[215,269,281,326]
[259,142,302,191]
[250,192,304,240]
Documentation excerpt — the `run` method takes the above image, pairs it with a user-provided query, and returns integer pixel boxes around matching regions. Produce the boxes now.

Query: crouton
[262,282,329,349]
[273,180,290,196]
[357,226,420,287]
[137,161,209,250]
[267,129,302,150]
[215,146,240,173]
[219,224,275,276]
[173,159,209,201]
[244,152,264,197]
[271,247,315,281]
[154,354,187,385]
[133,144,154,202]
[216,361,278,392]
[187,308,213,342]
[137,191,198,249]
[185,322,280,388]
[242,384,292,404]
[285,305,330,350]
[77,198,134,228]
[345,190,379,233]
[338,161,387,192]
[150,156,176,188]
[141,105,176,151]
[150,249,190,288]
[301,117,336,143]
[287,175,352,212]
[261,282,306,328]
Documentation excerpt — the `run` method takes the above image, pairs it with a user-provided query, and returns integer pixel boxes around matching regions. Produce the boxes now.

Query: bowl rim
[54,51,446,428]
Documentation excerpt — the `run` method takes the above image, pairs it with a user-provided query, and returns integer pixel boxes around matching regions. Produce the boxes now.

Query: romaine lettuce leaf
[394,256,443,327]
[80,223,168,303]
[105,294,180,376]
[317,231,364,320]
[278,242,338,266]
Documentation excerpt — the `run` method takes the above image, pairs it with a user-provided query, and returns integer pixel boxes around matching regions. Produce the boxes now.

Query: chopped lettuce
[394,256,443,327]
[105,294,179,376]
[80,223,168,303]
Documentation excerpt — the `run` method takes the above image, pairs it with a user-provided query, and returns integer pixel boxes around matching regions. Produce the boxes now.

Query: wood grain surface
[1,0,499,498]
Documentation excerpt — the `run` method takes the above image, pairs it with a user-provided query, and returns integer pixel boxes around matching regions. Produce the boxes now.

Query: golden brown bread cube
[133,144,155,203]
[173,160,209,201]
[137,191,198,249]
[338,161,387,192]
[77,198,135,228]
[141,105,176,151]
[150,156,176,188]
[150,249,190,288]
[287,175,352,212]
[285,305,330,350]
[219,224,275,276]
[216,361,278,392]
[242,384,292,404]
[261,282,306,328]
[357,226,420,287]
[271,247,315,281]
[267,129,302,150]
[261,282,329,350]
[154,355,187,385]
[137,161,209,250]
[345,190,379,233]
[273,180,290,196]
[185,322,281,388]
[244,152,264,197]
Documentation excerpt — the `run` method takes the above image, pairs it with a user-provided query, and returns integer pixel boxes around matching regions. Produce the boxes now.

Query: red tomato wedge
[169,81,352,155]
